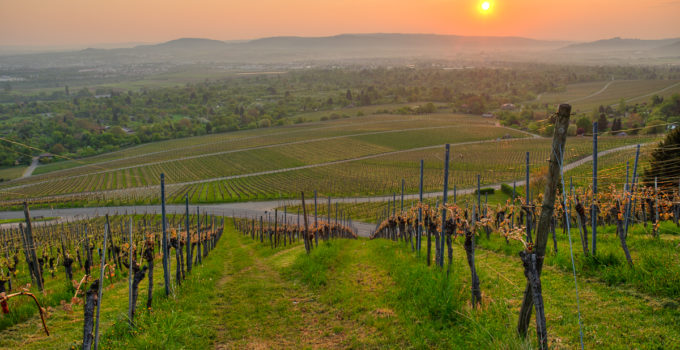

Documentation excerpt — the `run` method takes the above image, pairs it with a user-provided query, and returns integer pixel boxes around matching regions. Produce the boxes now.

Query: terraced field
[32,114,478,176]
[164,134,657,203]
[13,134,652,207]
[0,114,526,203]
[535,79,680,111]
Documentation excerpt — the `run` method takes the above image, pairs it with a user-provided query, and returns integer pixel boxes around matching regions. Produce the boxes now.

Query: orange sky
[1,0,678,46]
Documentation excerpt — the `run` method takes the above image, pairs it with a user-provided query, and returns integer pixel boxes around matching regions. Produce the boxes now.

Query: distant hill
[649,41,680,56]
[0,34,570,68]
[143,38,228,49]
[244,33,566,50]
[561,37,680,53]
[2,34,679,69]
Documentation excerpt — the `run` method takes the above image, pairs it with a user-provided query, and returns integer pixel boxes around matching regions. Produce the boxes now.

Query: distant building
[501,103,516,111]
[482,113,494,118]
[38,153,54,161]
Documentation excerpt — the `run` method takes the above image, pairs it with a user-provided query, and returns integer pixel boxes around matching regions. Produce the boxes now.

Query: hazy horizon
[1,0,679,47]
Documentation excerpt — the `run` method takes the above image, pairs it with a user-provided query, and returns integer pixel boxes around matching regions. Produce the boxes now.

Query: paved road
[20,157,39,179]
[0,203,377,238]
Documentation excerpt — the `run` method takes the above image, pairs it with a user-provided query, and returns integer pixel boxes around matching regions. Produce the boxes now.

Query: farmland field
[0,166,27,182]
[0,113,531,203]
[535,79,680,111]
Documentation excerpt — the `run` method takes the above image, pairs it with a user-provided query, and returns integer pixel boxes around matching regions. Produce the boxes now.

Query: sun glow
[481,1,491,12]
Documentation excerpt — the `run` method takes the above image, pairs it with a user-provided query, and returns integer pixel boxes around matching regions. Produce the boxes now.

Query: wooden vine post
[160,173,171,296]
[127,217,134,325]
[93,215,110,350]
[22,202,44,292]
[314,190,318,248]
[185,195,192,274]
[440,144,450,268]
[517,104,571,349]
[82,280,99,350]
[592,121,598,255]
[418,159,424,253]
[196,206,202,265]
[301,192,311,254]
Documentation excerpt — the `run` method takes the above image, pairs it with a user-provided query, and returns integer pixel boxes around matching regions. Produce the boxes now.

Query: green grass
[282,230,680,348]
[0,216,57,225]
[475,220,680,299]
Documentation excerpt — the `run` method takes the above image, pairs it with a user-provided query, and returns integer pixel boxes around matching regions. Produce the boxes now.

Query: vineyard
[0,199,226,348]
[534,79,680,112]
[0,102,678,349]
[0,117,660,207]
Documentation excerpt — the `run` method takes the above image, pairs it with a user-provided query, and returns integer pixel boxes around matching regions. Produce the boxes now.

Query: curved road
[0,143,644,238]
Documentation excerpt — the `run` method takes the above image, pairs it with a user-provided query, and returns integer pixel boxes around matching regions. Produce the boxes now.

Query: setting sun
[481,1,491,11]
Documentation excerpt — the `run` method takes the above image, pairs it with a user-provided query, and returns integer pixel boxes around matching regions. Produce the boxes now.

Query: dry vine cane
[0,291,50,336]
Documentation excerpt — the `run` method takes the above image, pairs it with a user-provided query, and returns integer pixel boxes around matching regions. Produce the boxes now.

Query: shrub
[474,187,495,195]
[500,183,514,197]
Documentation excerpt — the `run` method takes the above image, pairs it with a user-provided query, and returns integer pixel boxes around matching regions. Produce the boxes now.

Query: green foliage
[474,187,495,195]
[597,113,609,132]
[643,127,680,187]
[500,183,516,197]
[576,116,591,132]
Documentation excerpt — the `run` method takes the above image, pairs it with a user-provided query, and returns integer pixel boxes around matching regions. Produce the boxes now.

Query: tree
[617,98,626,116]
[50,143,66,155]
[643,127,680,189]
[597,113,608,132]
[643,119,666,134]
[576,116,591,131]
[346,89,352,101]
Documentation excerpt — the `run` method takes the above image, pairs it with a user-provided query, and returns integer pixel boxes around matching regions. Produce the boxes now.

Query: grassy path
[212,227,381,348]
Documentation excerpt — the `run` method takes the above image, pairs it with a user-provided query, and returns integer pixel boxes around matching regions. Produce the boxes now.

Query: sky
[1,0,679,47]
